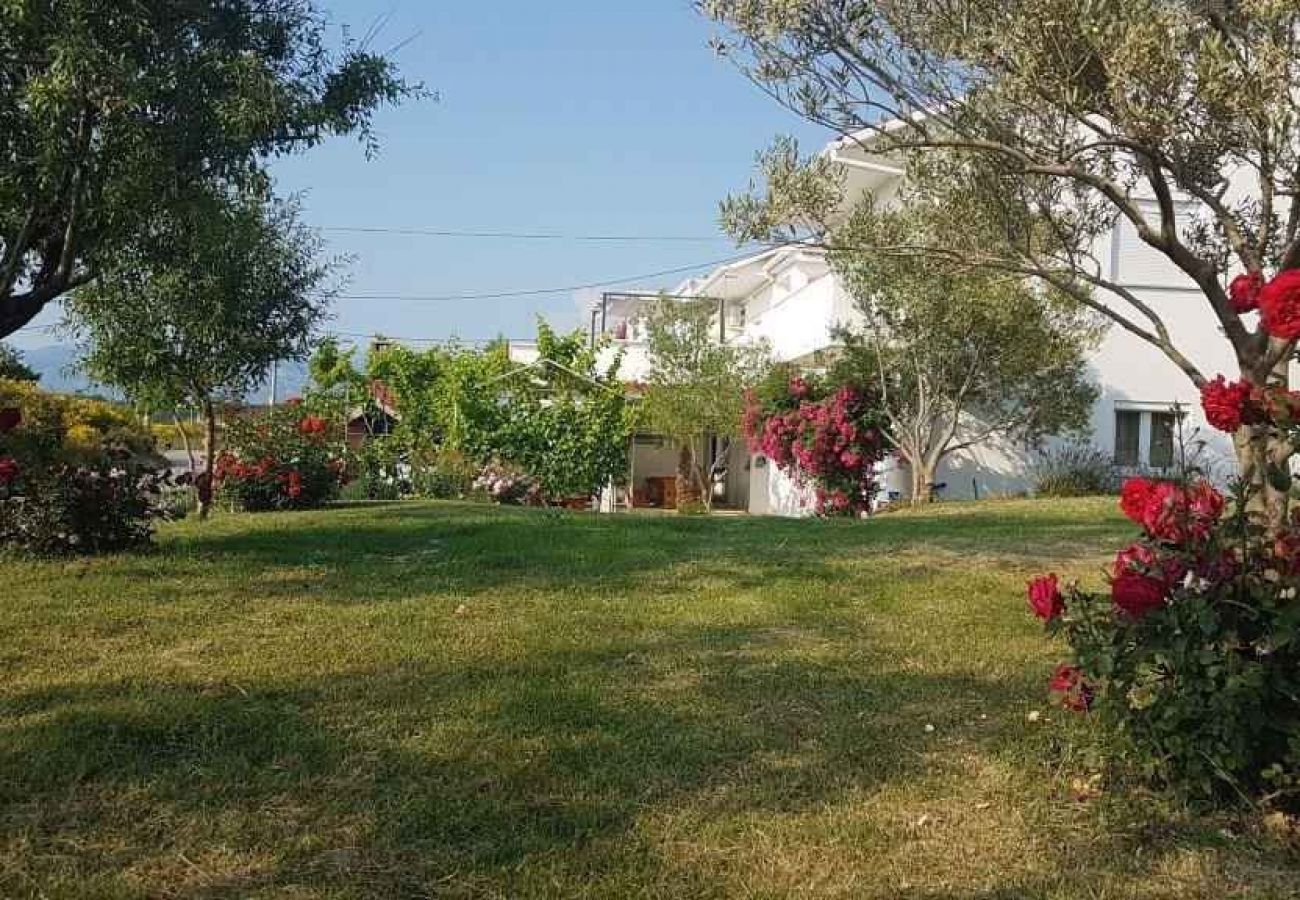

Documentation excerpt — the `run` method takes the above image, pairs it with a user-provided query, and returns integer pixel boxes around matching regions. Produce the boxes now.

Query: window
[1114,410,1141,467]
[1149,412,1178,470]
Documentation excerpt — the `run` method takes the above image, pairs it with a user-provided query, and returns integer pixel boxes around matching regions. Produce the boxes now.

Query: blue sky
[269,0,823,348]
[13,1,826,353]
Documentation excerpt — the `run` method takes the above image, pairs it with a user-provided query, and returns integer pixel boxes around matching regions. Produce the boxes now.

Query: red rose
[284,470,303,499]
[1119,478,1156,527]
[1049,664,1092,712]
[1259,270,1300,340]
[0,407,20,433]
[299,415,327,437]
[0,456,19,485]
[1199,375,1253,433]
[1027,573,1065,621]
[1142,481,1223,544]
[1112,571,1167,618]
[1229,272,1264,314]
[1113,542,1186,587]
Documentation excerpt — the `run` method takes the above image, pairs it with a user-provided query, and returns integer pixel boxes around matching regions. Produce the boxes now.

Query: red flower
[789,376,810,399]
[282,469,303,499]
[1112,542,1187,588]
[1049,664,1092,712]
[299,415,327,437]
[1120,478,1223,544]
[1119,478,1156,526]
[0,407,20,433]
[1143,481,1223,544]
[1112,571,1167,618]
[1229,272,1264,314]
[1199,375,1253,433]
[286,397,304,407]
[0,456,19,485]
[1027,573,1064,621]
[1259,270,1300,340]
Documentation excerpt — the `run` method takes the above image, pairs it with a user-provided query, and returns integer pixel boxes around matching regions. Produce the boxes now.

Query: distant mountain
[15,343,312,402]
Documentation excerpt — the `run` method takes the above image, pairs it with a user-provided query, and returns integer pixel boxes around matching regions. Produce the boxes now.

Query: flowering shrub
[0,382,173,555]
[1028,476,1300,805]
[216,405,348,511]
[743,369,888,516]
[472,459,541,506]
[0,464,173,555]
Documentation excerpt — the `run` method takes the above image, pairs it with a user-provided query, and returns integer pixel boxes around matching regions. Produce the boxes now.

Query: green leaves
[0,1,417,337]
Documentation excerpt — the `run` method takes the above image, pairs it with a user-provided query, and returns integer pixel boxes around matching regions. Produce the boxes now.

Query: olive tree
[704,1,1300,528]
[830,203,1102,503]
[65,192,334,518]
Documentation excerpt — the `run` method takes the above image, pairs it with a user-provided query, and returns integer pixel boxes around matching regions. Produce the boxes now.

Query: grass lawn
[1,498,1297,898]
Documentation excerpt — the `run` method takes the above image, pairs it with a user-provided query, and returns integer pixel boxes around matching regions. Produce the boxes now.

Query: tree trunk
[909,457,937,506]
[1234,425,1290,535]
[676,441,704,511]
[196,400,217,520]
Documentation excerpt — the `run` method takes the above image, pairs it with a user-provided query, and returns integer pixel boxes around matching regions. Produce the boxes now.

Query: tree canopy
[65,190,334,515]
[0,0,416,338]
[706,1,1300,384]
[830,202,1102,501]
[0,344,38,382]
[642,297,770,508]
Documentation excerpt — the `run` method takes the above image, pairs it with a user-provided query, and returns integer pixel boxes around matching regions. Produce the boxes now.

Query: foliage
[350,435,406,502]
[0,0,416,338]
[0,378,157,468]
[0,463,172,556]
[215,405,347,512]
[66,190,335,515]
[743,367,887,516]
[0,344,37,381]
[1031,442,1119,498]
[705,1,1300,524]
[410,448,478,500]
[369,322,634,502]
[825,200,1102,503]
[67,192,333,411]
[642,297,770,509]
[472,459,542,506]
[0,380,169,555]
[1030,474,1300,806]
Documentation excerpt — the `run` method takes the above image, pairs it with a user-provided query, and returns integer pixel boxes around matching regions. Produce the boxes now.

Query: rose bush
[1028,474,1300,807]
[0,379,173,555]
[743,369,888,516]
[472,459,541,506]
[215,405,348,511]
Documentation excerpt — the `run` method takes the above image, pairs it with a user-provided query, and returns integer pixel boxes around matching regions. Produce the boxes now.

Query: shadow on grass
[0,620,1260,897]
[154,500,1130,606]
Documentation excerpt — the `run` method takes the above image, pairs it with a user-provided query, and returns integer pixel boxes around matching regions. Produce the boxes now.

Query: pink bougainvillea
[744,374,887,517]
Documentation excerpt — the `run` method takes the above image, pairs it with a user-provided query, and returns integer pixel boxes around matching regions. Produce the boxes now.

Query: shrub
[743,369,888,516]
[216,406,348,511]
[472,459,540,506]
[0,386,172,556]
[410,448,477,500]
[1027,476,1300,807]
[0,463,172,555]
[352,435,407,501]
[1030,441,1118,497]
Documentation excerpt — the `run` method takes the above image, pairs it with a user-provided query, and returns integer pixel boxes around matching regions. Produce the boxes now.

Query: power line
[319,225,732,243]
[329,252,756,302]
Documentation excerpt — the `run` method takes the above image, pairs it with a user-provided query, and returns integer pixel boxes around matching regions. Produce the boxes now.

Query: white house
[591,130,1243,516]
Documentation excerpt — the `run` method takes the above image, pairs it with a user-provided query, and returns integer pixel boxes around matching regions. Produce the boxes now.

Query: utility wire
[319,225,732,243]
[329,252,757,302]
